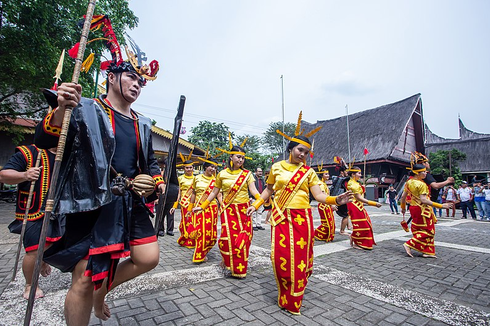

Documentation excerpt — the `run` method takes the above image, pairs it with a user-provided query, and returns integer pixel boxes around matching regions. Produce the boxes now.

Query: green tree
[0,0,138,120]
[428,149,466,185]
[262,121,296,156]
[188,121,234,156]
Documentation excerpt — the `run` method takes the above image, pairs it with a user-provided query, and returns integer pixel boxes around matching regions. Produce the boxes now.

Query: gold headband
[198,157,221,166]
[291,137,311,149]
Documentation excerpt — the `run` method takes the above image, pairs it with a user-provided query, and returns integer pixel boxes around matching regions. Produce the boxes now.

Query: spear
[52,49,65,91]
[24,1,97,324]
[11,150,42,282]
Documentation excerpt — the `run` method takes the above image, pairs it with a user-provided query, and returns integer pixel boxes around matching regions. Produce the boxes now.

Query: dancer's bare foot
[23,285,44,300]
[422,254,437,259]
[93,289,110,320]
[339,231,350,236]
[403,243,413,257]
[351,241,363,250]
[40,262,51,277]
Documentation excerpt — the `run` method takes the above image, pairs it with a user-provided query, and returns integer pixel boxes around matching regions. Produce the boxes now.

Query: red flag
[363,147,369,155]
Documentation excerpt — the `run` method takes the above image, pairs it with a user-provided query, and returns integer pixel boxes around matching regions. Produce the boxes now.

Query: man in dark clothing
[386,185,399,214]
[35,53,163,324]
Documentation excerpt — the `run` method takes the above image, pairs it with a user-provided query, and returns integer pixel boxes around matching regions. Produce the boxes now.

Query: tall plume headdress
[217,133,252,160]
[275,111,322,154]
[198,147,222,166]
[406,152,427,174]
[346,157,361,173]
[177,150,197,168]
[68,15,159,85]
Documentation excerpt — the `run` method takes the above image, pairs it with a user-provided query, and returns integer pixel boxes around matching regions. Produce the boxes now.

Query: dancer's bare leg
[65,260,94,326]
[93,242,159,320]
[22,250,47,299]
[340,217,350,235]
[423,254,437,258]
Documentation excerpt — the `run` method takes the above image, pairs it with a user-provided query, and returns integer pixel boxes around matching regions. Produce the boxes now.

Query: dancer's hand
[336,191,353,205]
[169,208,175,214]
[246,206,256,216]
[192,206,202,213]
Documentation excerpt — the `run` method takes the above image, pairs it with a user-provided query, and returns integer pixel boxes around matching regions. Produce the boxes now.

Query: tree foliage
[188,121,234,156]
[0,0,138,120]
[262,121,296,156]
[428,149,466,185]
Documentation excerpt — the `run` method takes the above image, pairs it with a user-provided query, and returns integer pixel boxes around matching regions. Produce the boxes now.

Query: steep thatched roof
[425,119,490,173]
[304,94,424,166]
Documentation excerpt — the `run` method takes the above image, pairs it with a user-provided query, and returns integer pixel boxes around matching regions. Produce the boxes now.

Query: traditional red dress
[216,168,255,278]
[267,161,320,315]
[176,174,196,248]
[314,180,335,242]
[191,174,218,262]
[346,179,376,250]
[405,178,436,256]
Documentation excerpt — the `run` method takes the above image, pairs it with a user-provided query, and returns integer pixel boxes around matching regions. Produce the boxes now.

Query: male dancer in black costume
[35,51,163,324]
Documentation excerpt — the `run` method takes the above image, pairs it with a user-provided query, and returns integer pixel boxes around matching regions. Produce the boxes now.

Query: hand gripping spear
[23,1,97,325]
[11,150,42,282]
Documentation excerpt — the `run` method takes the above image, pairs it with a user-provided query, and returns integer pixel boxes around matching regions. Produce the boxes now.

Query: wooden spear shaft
[24,1,97,324]
[11,151,42,282]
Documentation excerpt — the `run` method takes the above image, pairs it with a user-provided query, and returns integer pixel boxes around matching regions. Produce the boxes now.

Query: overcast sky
[125,0,489,140]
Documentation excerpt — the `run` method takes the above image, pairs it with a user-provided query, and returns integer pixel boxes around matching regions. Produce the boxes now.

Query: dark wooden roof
[425,119,490,173]
[304,94,424,166]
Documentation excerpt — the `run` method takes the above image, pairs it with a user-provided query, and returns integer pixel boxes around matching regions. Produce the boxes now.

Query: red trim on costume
[88,242,125,255]
[42,111,62,136]
[111,251,130,259]
[130,235,157,246]
[25,244,39,252]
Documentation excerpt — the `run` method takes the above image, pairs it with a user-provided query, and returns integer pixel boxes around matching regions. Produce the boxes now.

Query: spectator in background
[457,181,476,219]
[443,185,457,217]
[251,167,266,231]
[386,185,399,214]
[433,188,443,218]
[473,182,486,220]
[483,183,490,221]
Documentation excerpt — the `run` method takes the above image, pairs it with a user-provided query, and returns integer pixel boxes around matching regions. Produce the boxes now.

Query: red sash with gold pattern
[197,179,216,206]
[180,186,193,207]
[271,164,312,226]
[220,170,250,213]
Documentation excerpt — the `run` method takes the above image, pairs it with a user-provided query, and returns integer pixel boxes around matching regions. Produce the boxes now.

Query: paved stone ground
[0,201,489,325]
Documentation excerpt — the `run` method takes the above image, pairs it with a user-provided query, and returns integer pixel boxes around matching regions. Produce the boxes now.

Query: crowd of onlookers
[385,179,490,221]
[429,181,490,220]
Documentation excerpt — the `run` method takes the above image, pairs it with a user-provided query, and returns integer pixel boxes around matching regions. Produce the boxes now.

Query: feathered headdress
[413,151,429,163]
[198,147,222,166]
[68,15,159,84]
[177,150,197,168]
[406,152,427,174]
[275,111,322,150]
[346,158,361,173]
[316,161,329,175]
[216,133,252,160]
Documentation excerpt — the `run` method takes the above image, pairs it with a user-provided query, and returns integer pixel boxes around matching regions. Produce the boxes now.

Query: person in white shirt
[443,185,457,217]
[483,183,490,221]
[457,181,476,219]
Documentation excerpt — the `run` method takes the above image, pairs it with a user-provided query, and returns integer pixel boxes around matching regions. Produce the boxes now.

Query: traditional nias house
[425,119,490,182]
[303,94,425,200]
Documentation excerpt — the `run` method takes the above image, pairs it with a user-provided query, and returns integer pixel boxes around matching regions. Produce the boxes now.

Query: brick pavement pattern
[0,201,489,325]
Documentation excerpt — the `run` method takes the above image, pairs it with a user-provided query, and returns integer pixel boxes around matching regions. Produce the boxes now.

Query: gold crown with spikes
[216,132,252,160]
[276,111,322,150]
[346,158,361,173]
[176,150,197,168]
[316,161,329,174]
[406,152,427,174]
[198,146,222,166]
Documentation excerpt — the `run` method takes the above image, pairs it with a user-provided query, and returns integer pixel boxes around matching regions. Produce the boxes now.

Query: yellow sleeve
[414,181,429,196]
[247,171,255,185]
[266,169,276,185]
[215,172,223,189]
[307,170,320,188]
[348,180,363,194]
